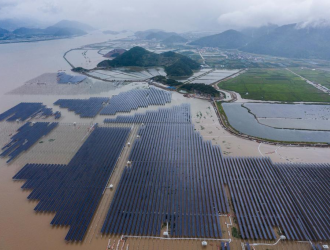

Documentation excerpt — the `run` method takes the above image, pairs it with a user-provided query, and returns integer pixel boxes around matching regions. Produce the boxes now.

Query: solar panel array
[102,110,229,238]
[54,111,61,119]
[1,122,58,163]
[223,157,330,241]
[54,97,109,118]
[0,103,55,122]
[102,104,330,242]
[53,87,171,118]
[275,163,330,241]
[57,72,87,84]
[311,243,326,250]
[8,102,330,243]
[222,157,305,240]
[104,104,190,124]
[221,242,231,250]
[13,126,130,241]
[100,87,171,115]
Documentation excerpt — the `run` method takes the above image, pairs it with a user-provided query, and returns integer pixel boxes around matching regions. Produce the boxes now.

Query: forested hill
[97,47,200,77]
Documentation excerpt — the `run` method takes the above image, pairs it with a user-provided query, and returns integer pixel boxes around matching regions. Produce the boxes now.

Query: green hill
[97,47,200,77]
[189,29,251,49]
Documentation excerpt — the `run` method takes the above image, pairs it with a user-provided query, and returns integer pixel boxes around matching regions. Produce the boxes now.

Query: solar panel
[104,104,190,124]
[102,104,228,238]
[102,103,330,242]
[12,126,131,241]
[54,97,109,118]
[100,87,171,115]
[1,122,58,163]
[0,103,55,122]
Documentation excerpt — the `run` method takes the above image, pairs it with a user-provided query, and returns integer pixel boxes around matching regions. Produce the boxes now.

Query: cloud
[217,0,330,29]
[0,0,330,31]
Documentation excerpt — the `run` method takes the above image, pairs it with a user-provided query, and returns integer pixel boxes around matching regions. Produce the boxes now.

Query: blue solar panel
[0,103,55,122]
[102,104,228,238]
[54,87,171,118]
[1,122,58,163]
[8,101,330,243]
[104,104,190,124]
[13,126,130,241]
[103,104,330,242]
[100,87,172,115]
[54,98,109,118]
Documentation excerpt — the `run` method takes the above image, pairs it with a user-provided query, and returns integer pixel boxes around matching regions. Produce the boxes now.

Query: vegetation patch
[231,227,241,238]
[289,67,330,89]
[218,68,330,102]
[151,75,181,86]
[72,67,88,73]
[179,83,219,97]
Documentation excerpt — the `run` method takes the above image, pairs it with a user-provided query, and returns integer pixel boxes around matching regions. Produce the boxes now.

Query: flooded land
[0,32,329,250]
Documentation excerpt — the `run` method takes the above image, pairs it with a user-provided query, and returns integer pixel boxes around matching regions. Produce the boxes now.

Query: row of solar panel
[13,126,131,241]
[104,104,191,124]
[102,122,229,238]
[54,87,172,118]
[102,104,330,242]
[223,157,330,241]
[275,163,330,240]
[54,97,109,118]
[100,87,171,115]
[9,103,330,243]
[0,122,58,163]
[0,103,59,122]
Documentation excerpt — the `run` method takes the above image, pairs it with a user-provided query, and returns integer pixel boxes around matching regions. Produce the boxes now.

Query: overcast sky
[0,0,330,31]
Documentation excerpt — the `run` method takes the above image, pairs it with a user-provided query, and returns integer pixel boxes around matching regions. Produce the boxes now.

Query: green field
[218,68,330,102]
[289,67,330,89]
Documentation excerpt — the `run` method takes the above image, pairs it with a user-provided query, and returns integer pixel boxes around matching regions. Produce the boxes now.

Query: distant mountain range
[135,30,188,44]
[134,29,163,39]
[162,34,187,44]
[190,29,251,49]
[103,30,121,35]
[0,28,10,36]
[97,46,200,77]
[50,20,95,32]
[190,22,330,60]
[0,18,48,31]
[145,31,177,40]
[12,26,87,37]
[0,20,94,42]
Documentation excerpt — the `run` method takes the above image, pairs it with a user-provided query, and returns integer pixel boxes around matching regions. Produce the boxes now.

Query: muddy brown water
[0,34,329,250]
